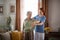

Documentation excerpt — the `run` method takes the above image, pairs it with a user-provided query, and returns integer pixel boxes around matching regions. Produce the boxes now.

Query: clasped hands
[31,20,40,27]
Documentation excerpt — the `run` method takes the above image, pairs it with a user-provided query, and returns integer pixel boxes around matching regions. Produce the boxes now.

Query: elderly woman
[23,11,34,40]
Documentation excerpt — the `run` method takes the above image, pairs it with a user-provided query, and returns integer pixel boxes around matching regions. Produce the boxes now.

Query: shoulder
[34,15,38,17]
[34,15,38,19]
[43,15,46,18]
[31,19,34,21]
[24,18,28,21]
[24,19,27,22]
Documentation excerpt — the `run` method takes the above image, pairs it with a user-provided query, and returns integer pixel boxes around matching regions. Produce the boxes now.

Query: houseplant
[6,16,11,31]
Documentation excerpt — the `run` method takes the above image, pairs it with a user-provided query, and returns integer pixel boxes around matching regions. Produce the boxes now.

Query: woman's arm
[35,22,44,25]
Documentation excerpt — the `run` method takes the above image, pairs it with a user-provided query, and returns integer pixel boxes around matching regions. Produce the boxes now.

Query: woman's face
[38,10,43,15]
[27,13,32,18]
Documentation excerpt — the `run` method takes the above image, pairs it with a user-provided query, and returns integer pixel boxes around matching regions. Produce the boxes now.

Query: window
[20,0,38,31]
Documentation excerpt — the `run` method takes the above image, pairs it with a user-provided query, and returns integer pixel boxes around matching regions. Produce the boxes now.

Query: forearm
[36,22,44,25]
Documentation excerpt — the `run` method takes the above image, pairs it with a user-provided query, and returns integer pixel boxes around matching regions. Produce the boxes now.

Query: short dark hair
[39,8,43,11]
[39,8,45,15]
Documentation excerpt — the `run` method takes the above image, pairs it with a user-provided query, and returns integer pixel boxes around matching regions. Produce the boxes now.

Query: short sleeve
[34,16,36,19]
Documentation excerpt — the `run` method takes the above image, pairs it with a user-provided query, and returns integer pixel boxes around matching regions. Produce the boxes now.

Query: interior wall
[0,0,16,29]
[4,0,16,27]
[48,0,60,32]
[0,0,4,4]
[0,0,6,25]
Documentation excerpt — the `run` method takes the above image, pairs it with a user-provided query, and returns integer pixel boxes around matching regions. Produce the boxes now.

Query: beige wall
[0,0,16,30]
[4,0,16,27]
[0,0,6,25]
[48,0,60,32]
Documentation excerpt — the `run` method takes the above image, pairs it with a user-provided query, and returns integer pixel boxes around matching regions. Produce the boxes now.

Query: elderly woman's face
[27,12,32,18]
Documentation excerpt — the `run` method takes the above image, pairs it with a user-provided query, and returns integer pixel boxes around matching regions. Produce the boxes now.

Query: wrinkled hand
[31,22,35,27]
[35,20,40,24]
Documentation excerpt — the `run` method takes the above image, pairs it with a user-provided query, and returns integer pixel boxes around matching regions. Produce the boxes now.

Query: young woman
[33,8,46,40]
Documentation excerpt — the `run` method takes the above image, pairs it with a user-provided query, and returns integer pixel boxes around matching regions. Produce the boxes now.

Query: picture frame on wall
[10,5,15,13]
[0,6,3,13]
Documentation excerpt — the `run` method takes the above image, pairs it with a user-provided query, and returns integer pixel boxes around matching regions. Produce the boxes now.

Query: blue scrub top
[34,15,46,33]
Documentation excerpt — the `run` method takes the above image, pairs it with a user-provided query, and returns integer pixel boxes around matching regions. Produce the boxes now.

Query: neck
[27,18,31,21]
[38,14,43,17]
